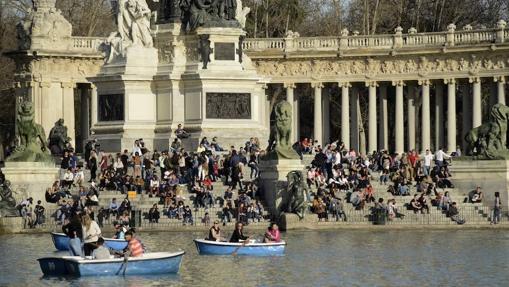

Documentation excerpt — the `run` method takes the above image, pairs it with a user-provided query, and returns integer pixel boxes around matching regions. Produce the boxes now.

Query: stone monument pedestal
[450,159,509,212]
[0,217,25,234]
[89,46,159,152]
[2,162,59,204]
[259,159,304,219]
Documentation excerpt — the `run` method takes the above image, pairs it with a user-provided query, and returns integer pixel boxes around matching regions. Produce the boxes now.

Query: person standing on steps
[491,192,502,224]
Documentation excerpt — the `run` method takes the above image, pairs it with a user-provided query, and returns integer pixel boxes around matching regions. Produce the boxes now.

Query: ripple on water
[1,230,509,286]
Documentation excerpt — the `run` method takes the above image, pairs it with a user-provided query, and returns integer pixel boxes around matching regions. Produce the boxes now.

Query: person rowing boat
[229,222,249,243]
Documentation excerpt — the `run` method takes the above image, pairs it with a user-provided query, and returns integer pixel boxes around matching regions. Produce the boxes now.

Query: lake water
[0,229,508,286]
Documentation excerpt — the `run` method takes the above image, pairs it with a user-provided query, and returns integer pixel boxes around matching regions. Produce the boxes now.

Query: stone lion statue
[280,171,309,219]
[465,103,509,159]
[7,101,53,163]
[0,181,19,217]
[266,101,299,160]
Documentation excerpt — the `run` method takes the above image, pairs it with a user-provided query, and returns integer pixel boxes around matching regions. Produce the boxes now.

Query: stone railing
[243,21,508,53]
[71,36,105,53]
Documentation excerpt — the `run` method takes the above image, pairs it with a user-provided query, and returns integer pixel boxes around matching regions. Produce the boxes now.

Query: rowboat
[51,232,127,251]
[194,239,286,256]
[38,251,185,276]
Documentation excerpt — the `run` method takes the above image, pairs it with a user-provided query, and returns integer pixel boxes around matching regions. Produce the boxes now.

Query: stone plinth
[259,159,304,218]
[0,217,25,234]
[89,46,159,152]
[2,162,59,204]
[450,159,509,212]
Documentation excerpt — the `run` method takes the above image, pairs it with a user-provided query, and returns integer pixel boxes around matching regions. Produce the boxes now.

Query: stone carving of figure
[222,0,237,20]
[282,171,309,219]
[118,0,153,47]
[198,34,213,69]
[0,181,19,217]
[266,101,300,160]
[48,118,71,156]
[235,0,250,28]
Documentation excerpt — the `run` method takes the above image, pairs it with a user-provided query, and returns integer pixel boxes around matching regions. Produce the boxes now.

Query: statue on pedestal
[0,181,19,217]
[266,101,300,160]
[48,119,71,156]
[465,103,509,159]
[103,0,154,63]
[179,0,242,31]
[6,101,53,163]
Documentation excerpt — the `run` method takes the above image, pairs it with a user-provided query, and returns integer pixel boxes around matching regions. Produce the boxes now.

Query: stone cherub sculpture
[280,171,309,219]
[465,103,509,159]
[266,101,300,160]
[7,101,53,163]
[0,181,19,217]
[48,118,71,155]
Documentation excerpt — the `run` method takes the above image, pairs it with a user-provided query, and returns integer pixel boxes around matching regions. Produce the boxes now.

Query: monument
[1,101,59,208]
[89,0,268,152]
[451,103,509,214]
[259,100,306,229]
[48,119,71,156]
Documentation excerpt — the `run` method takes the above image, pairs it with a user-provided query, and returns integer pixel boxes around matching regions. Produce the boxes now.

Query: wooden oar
[232,238,250,256]
[116,253,129,276]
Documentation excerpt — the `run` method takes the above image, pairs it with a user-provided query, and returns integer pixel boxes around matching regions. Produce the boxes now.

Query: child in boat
[263,223,281,243]
[92,237,111,260]
[125,230,144,257]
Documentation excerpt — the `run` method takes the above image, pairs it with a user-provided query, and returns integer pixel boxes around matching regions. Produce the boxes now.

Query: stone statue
[7,101,53,163]
[0,181,19,217]
[266,101,300,160]
[465,103,509,159]
[234,0,250,28]
[48,119,71,155]
[281,171,309,219]
[198,34,213,69]
[181,0,241,31]
[104,0,154,63]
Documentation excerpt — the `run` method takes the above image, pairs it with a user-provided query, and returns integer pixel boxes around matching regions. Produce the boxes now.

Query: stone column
[495,76,506,105]
[312,82,324,146]
[284,82,298,143]
[445,79,457,153]
[379,84,388,151]
[323,86,331,144]
[62,82,76,147]
[461,83,472,151]
[419,79,431,152]
[393,80,405,154]
[434,81,444,150]
[40,82,52,133]
[91,84,98,129]
[340,82,351,149]
[350,86,359,151]
[407,83,416,151]
[470,77,482,128]
[366,81,377,153]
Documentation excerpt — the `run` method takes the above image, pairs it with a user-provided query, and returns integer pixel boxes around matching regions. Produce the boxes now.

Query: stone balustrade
[243,22,508,54]
[71,36,105,52]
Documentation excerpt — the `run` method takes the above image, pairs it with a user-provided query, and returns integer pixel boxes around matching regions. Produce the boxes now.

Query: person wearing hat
[207,220,223,241]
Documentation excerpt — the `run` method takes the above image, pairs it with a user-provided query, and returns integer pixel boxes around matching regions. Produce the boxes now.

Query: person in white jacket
[82,214,102,256]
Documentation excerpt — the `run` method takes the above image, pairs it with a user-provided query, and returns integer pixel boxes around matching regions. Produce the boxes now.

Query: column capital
[444,78,456,85]
[469,77,481,83]
[392,80,405,87]
[418,79,431,86]
[311,82,324,89]
[365,81,378,88]
[61,82,76,89]
[284,82,296,89]
[260,83,269,90]
[494,76,506,84]
[39,82,51,88]
[339,82,351,88]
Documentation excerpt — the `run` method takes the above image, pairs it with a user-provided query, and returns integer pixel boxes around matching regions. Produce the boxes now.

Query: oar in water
[116,253,129,276]
[232,238,251,256]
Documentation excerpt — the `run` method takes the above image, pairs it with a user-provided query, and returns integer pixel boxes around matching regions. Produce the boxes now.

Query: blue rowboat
[63,251,185,276]
[38,256,77,276]
[194,239,286,256]
[51,232,127,251]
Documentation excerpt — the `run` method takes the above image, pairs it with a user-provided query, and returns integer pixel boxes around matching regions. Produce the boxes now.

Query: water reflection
[0,230,508,286]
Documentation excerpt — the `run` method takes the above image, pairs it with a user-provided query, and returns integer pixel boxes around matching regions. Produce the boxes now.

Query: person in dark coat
[229,222,249,242]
